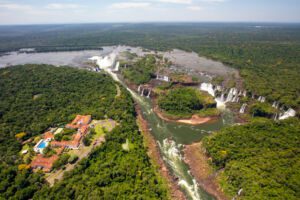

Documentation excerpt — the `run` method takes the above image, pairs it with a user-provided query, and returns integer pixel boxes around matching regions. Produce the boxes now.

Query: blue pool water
[37,140,47,149]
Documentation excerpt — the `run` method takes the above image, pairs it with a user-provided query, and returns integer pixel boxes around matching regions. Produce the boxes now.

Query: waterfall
[226,88,237,102]
[201,83,227,109]
[243,90,247,97]
[279,108,296,120]
[216,85,222,91]
[141,88,145,96]
[147,90,151,98]
[114,61,120,71]
[273,113,278,120]
[137,85,141,92]
[221,93,225,102]
[239,103,247,114]
[200,83,215,97]
[258,96,266,103]
[272,101,279,109]
[91,54,224,200]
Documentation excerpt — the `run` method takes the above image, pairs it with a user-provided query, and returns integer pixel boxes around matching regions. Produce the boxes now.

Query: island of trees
[158,87,218,119]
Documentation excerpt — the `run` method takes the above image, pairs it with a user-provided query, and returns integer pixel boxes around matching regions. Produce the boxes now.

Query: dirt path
[183,142,228,200]
[136,105,186,200]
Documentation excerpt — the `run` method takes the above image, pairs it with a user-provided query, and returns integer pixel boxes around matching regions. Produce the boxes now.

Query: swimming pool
[37,140,48,149]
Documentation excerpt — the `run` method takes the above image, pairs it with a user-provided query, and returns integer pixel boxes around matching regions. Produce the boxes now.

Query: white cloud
[111,2,151,9]
[46,3,83,10]
[157,0,192,4]
[0,3,32,11]
[187,5,203,11]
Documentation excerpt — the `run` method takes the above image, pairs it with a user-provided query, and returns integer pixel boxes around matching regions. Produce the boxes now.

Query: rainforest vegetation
[121,55,157,85]
[0,23,299,109]
[0,65,168,200]
[158,87,217,118]
[203,118,300,200]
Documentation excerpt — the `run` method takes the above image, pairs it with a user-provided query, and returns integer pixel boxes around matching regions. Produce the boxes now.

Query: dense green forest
[158,87,217,118]
[122,55,157,85]
[0,65,168,199]
[0,23,299,109]
[203,118,300,200]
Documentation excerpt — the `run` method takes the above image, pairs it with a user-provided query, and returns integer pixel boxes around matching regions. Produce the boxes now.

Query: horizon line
[1,21,300,26]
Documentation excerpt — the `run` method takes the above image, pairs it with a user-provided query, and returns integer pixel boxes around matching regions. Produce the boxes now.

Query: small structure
[44,132,54,141]
[21,150,28,154]
[156,74,170,82]
[54,128,63,135]
[31,154,58,172]
[66,115,91,129]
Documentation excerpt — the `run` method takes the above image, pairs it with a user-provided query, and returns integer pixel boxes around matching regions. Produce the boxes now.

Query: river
[0,46,235,200]
[103,57,234,200]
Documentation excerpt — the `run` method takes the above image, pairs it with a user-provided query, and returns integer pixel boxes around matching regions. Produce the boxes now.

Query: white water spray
[159,139,202,200]
[239,103,247,114]
[279,108,296,120]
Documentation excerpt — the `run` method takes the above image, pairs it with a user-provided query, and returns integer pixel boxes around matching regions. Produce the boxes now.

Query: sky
[0,0,299,25]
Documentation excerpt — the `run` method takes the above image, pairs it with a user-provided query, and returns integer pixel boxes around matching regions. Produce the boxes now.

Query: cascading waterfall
[141,88,145,96]
[137,85,141,92]
[279,108,296,120]
[239,103,247,114]
[147,90,151,98]
[92,54,207,200]
[200,82,226,109]
[114,61,120,72]
[200,83,244,108]
[225,88,238,102]
[272,101,279,109]
[273,113,278,120]
[258,96,266,103]
[200,83,215,97]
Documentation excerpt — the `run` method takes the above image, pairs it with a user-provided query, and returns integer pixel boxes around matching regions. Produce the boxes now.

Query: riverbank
[154,105,218,125]
[183,142,229,200]
[135,105,186,200]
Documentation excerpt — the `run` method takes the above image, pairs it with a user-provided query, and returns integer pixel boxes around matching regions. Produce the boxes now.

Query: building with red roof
[31,154,58,172]
[51,133,82,149]
[79,125,89,135]
[44,131,54,141]
[66,115,91,129]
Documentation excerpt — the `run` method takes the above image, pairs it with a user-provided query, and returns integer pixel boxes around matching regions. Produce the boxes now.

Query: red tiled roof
[66,115,91,129]
[44,132,54,140]
[51,133,81,148]
[79,125,89,135]
[31,154,58,172]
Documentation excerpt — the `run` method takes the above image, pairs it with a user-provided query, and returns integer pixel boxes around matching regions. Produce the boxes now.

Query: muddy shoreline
[135,104,186,200]
[153,105,218,125]
[183,142,229,200]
